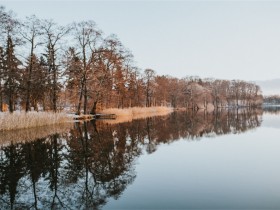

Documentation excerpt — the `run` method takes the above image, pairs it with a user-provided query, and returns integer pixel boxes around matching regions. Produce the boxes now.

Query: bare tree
[72,20,102,114]
[88,35,127,114]
[42,19,70,112]
[144,69,156,107]
[20,15,43,111]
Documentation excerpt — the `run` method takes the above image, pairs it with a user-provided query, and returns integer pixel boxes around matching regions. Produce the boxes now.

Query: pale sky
[1,0,280,81]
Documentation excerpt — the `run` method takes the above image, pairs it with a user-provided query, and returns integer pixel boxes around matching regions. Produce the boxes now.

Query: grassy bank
[100,106,174,124]
[0,111,72,131]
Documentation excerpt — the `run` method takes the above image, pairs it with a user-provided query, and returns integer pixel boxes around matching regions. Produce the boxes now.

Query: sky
[1,0,280,81]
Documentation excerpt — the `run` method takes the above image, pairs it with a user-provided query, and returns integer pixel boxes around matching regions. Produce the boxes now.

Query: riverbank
[0,111,72,131]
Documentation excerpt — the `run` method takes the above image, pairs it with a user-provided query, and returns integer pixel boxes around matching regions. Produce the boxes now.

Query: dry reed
[0,111,72,131]
[100,106,174,124]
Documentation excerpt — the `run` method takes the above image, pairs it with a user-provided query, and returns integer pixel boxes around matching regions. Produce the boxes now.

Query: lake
[1,108,280,209]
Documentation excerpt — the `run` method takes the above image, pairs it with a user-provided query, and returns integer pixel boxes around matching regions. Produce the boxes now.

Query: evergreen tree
[64,47,83,111]
[22,55,48,111]
[4,36,21,113]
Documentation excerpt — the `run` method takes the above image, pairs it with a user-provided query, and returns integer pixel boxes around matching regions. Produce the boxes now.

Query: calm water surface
[1,108,280,209]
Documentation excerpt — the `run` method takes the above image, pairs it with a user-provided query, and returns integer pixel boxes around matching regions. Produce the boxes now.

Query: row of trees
[263,95,280,105]
[0,6,263,114]
[145,76,263,110]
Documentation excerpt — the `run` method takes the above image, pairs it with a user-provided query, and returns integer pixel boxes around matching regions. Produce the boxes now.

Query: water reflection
[0,109,262,209]
[263,105,280,114]
[0,123,73,146]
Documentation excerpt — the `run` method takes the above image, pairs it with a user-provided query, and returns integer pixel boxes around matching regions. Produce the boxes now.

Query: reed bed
[100,106,174,124]
[0,111,72,131]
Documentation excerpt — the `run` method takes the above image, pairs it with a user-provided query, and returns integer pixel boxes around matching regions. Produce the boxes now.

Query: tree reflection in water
[263,105,280,115]
[0,109,262,209]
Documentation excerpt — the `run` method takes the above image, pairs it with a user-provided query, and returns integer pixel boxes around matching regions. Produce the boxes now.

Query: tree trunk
[0,86,2,112]
[25,45,34,112]
[90,101,98,115]
[52,59,57,112]
[8,92,13,113]
[52,84,57,112]
[76,86,83,115]
[25,84,31,112]
[83,84,87,114]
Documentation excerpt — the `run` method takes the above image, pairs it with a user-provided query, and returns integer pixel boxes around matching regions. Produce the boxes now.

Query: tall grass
[0,111,72,131]
[100,106,174,124]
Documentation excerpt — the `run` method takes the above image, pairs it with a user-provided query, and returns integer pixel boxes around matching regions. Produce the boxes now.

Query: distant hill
[255,79,280,96]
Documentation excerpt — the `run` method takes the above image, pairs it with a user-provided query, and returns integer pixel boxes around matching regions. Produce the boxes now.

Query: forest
[0,6,263,115]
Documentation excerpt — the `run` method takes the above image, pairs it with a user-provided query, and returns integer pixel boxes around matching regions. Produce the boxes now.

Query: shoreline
[0,105,263,131]
[0,106,174,131]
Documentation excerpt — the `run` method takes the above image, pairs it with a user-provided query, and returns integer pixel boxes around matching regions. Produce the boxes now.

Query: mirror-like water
[1,108,280,209]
